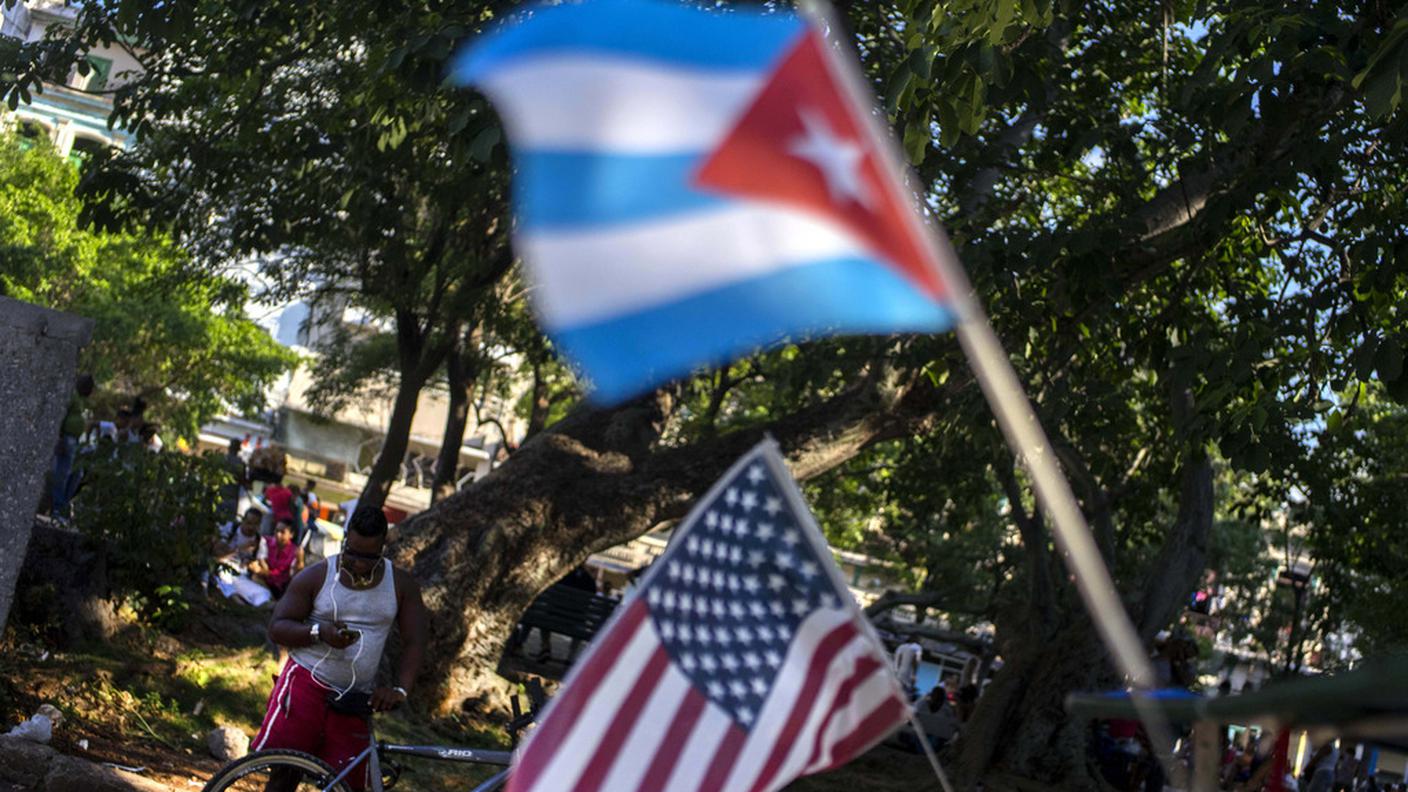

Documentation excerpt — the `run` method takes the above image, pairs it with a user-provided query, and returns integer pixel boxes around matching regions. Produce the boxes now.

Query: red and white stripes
[506,602,907,792]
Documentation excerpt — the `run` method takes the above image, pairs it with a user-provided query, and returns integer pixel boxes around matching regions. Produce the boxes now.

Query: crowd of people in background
[209,436,351,610]
[888,633,983,755]
[1085,629,1403,791]
[47,373,167,518]
[43,373,358,613]
[1208,730,1397,792]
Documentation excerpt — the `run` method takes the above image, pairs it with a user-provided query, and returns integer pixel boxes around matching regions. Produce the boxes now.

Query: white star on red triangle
[787,106,872,209]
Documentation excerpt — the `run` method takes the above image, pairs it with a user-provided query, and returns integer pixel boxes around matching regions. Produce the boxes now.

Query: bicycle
[202,682,544,792]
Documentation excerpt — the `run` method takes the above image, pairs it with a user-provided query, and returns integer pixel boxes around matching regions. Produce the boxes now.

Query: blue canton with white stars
[643,459,845,731]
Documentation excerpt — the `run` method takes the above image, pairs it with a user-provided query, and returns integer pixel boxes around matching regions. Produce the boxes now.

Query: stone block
[0,734,58,788]
[0,297,93,634]
[42,755,169,792]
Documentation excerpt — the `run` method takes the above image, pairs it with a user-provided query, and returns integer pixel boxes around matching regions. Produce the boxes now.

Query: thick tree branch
[994,459,1056,634]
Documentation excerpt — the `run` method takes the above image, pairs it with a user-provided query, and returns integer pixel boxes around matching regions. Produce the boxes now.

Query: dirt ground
[1,596,938,791]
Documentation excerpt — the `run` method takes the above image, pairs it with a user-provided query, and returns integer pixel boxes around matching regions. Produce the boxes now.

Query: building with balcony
[1,2,140,158]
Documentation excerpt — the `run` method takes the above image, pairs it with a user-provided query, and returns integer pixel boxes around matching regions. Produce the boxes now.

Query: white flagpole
[907,711,958,792]
[798,0,1181,779]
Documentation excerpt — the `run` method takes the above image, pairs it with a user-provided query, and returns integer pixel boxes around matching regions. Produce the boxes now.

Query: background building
[199,296,526,520]
[0,1,139,158]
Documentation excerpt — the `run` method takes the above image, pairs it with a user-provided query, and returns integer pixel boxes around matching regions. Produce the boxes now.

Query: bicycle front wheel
[203,749,354,792]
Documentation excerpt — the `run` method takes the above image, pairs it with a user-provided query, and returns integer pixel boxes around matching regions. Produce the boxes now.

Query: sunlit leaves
[0,134,296,438]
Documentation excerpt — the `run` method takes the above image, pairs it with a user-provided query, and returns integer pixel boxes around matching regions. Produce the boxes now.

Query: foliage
[69,443,230,629]
[834,0,1408,623]
[301,321,402,417]
[1202,489,1308,672]
[1206,392,1408,672]
[34,0,516,500]
[1295,393,1408,659]
[0,134,297,438]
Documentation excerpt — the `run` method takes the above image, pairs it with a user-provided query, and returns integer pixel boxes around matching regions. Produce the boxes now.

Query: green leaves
[0,133,297,438]
[71,444,231,629]
[872,0,1042,153]
[1376,336,1404,384]
[1352,15,1408,118]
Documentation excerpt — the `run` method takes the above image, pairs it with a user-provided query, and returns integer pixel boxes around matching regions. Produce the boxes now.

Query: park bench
[504,583,619,673]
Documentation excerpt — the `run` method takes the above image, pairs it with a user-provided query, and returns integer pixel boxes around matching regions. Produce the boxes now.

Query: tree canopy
[0,134,296,437]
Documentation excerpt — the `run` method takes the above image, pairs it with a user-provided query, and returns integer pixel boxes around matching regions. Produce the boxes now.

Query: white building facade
[1,2,140,158]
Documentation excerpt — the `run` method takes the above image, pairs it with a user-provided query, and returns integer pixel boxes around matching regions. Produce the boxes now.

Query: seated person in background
[215,508,265,561]
[250,519,304,598]
[213,508,273,607]
[897,684,959,753]
[302,508,344,564]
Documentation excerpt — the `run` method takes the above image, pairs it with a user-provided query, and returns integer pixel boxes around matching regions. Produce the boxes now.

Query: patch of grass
[2,603,522,791]
[0,637,276,758]
[172,646,283,734]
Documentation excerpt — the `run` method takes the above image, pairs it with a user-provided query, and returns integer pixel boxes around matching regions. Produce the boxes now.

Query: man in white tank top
[250,507,428,790]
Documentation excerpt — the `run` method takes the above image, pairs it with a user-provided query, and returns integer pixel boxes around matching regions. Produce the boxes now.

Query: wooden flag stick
[799,0,1182,781]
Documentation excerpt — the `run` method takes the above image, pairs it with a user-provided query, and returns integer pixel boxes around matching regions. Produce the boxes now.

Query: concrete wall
[0,297,92,634]
[280,410,373,471]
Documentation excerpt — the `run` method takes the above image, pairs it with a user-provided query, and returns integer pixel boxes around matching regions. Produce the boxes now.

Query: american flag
[506,441,910,792]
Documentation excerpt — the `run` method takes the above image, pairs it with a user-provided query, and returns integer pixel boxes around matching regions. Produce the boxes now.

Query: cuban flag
[454,0,954,402]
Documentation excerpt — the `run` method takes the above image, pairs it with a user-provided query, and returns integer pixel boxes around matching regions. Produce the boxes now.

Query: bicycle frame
[319,740,515,792]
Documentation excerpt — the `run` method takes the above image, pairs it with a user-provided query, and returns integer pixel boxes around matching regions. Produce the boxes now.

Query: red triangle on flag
[694,28,947,303]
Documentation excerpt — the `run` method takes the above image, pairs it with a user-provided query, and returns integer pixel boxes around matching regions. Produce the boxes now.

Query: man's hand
[371,686,407,712]
[317,621,359,650]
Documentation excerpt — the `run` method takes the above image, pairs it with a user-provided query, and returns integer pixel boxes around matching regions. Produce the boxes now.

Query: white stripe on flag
[528,617,659,791]
[523,204,875,328]
[662,700,737,792]
[722,609,857,791]
[596,664,692,792]
[752,636,876,792]
[803,669,897,773]
[478,56,765,152]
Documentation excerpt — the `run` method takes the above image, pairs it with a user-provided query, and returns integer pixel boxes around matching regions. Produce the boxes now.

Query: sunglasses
[340,545,384,563]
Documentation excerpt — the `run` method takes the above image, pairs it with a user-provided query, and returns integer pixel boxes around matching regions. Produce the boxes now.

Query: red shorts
[251,660,374,790]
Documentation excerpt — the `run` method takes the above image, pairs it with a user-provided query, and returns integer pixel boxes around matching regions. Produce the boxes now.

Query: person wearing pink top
[251,519,303,597]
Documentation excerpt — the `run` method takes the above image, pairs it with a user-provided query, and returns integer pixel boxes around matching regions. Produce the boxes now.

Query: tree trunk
[360,369,428,510]
[393,368,939,714]
[523,361,551,442]
[16,523,120,646]
[1136,456,1215,640]
[953,621,1114,790]
[952,454,1215,788]
[430,325,480,505]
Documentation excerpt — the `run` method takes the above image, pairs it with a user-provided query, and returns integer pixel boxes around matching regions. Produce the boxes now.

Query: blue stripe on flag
[515,150,727,231]
[452,0,804,81]
[553,257,952,401]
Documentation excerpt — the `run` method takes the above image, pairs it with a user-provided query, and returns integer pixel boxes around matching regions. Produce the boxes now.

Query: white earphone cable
[309,554,365,700]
